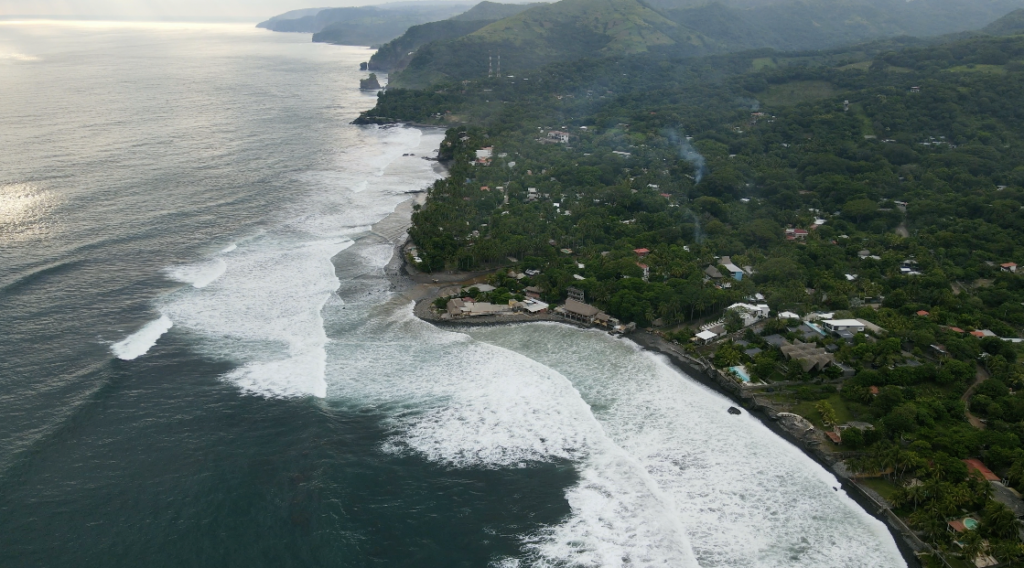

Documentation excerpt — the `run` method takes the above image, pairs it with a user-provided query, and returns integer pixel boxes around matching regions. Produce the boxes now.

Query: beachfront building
[445,298,513,319]
[694,330,718,344]
[725,303,771,328]
[560,298,601,324]
[514,299,549,315]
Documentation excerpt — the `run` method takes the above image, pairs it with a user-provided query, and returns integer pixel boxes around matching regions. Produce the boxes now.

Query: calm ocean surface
[0,21,905,567]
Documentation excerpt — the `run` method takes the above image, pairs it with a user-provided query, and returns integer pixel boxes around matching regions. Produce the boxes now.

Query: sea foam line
[111,315,173,360]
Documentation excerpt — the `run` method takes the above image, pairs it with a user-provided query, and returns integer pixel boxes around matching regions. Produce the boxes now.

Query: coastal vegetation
[355,10,1024,562]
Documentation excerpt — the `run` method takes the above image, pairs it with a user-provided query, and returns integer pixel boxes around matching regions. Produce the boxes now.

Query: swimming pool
[730,366,752,383]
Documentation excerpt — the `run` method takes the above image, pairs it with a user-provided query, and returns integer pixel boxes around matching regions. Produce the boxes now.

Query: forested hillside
[368,2,542,72]
[387,0,1024,88]
[359,32,1024,563]
[256,3,472,45]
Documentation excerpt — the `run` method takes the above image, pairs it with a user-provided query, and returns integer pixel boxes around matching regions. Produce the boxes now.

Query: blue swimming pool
[730,366,752,382]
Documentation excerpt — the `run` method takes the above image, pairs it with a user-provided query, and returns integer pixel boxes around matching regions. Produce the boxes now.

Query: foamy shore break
[381,196,921,568]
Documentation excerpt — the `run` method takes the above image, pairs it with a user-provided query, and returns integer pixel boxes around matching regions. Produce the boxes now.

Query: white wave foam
[323,314,699,566]
[111,315,172,360]
[221,243,237,253]
[166,259,226,288]
[465,324,905,568]
[162,237,350,398]
[160,126,445,399]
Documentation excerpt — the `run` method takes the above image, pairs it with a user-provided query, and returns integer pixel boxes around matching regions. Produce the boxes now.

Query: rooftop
[564,298,600,317]
[823,319,864,327]
[964,459,1000,482]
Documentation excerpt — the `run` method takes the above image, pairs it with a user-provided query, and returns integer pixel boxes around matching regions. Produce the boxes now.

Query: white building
[725,303,771,327]
[822,319,866,334]
[695,330,718,344]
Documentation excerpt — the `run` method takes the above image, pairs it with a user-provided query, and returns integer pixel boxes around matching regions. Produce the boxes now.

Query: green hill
[449,1,544,21]
[386,0,1024,87]
[306,3,472,46]
[369,2,542,72]
[390,0,711,87]
[985,8,1024,35]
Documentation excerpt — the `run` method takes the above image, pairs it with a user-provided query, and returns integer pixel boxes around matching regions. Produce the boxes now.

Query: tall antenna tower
[488,53,493,78]
[496,54,501,77]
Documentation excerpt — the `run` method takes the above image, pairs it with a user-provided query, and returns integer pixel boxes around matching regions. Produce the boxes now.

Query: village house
[785,228,809,240]
[694,329,718,344]
[822,319,866,335]
[719,256,745,281]
[524,285,544,299]
[515,299,549,315]
[637,262,649,282]
[1002,262,1018,273]
[780,340,836,372]
[725,303,771,327]
[547,130,570,143]
[474,147,493,166]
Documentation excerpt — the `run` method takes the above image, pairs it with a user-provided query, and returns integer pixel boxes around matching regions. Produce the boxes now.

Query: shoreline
[391,276,923,567]
[374,124,921,567]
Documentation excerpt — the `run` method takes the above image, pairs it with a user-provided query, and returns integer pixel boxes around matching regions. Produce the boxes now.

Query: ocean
[0,21,906,567]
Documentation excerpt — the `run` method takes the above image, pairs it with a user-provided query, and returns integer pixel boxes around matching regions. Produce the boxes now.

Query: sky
[0,0,402,21]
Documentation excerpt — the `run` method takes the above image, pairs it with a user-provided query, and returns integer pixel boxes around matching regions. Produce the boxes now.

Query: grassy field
[839,60,871,71]
[760,80,837,107]
[859,477,899,501]
[752,57,776,71]
[846,102,875,137]
[948,64,1007,74]
[791,394,855,429]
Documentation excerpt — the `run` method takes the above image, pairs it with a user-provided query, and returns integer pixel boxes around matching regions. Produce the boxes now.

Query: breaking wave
[111,315,173,360]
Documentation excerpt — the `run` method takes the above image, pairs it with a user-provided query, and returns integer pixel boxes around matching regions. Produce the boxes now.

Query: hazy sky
[0,0,398,21]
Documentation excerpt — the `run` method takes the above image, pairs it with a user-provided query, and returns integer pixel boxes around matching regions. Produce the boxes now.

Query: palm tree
[1006,457,1024,488]
[982,501,1019,540]
[958,530,985,564]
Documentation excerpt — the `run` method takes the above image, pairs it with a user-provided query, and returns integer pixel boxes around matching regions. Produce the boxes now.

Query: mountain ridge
[387,0,1024,87]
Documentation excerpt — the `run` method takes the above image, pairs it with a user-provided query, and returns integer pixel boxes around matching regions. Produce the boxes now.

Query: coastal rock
[728,406,742,415]
[360,73,382,90]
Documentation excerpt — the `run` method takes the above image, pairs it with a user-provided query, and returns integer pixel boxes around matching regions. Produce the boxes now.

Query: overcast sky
[0,0,392,21]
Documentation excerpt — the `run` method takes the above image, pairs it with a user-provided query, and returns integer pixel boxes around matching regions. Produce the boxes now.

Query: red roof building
[948,327,965,334]
[964,459,1000,482]
[970,330,986,338]
[916,310,930,317]
[869,386,880,396]
[825,431,842,444]
[633,248,650,257]
[948,519,968,533]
